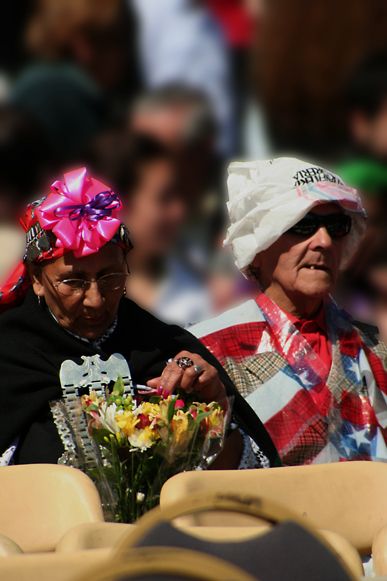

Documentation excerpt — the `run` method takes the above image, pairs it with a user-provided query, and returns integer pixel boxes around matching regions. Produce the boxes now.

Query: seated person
[191,157,387,465]
[0,167,278,468]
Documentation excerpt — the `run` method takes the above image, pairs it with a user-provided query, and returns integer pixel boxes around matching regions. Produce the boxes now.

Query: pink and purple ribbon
[36,167,122,257]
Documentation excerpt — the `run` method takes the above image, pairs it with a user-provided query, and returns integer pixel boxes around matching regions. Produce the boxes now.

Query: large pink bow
[36,167,122,257]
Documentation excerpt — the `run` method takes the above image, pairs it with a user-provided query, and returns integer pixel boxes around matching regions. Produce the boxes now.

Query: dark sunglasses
[287,213,352,239]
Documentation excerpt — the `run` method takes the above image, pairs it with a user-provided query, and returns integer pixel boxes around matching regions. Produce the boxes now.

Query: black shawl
[0,290,279,465]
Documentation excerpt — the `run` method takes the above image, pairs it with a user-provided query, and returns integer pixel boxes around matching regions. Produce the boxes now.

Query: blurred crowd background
[1,0,387,332]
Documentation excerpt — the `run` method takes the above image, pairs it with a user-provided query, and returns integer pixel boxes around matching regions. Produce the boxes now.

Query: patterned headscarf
[0,167,132,311]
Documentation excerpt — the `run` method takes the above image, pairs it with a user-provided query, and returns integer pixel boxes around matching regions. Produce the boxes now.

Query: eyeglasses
[50,272,129,297]
[287,213,352,239]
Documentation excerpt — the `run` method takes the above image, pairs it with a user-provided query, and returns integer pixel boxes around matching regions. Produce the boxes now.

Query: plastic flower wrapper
[79,378,231,522]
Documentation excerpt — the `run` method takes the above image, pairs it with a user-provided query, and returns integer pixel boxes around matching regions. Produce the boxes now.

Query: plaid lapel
[224,352,287,398]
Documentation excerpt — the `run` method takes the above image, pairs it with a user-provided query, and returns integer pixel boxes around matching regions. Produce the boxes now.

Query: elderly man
[191,157,387,465]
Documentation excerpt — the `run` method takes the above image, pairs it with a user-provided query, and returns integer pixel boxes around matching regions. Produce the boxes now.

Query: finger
[146,377,162,388]
[179,365,201,391]
[159,364,184,396]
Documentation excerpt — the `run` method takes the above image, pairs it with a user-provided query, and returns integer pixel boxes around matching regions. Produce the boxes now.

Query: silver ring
[193,365,203,375]
[176,356,194,370]
[166,358,174,365]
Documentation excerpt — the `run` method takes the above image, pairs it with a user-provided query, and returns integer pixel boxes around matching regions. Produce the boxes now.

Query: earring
[38,296,42,306]
[123,287,127,297]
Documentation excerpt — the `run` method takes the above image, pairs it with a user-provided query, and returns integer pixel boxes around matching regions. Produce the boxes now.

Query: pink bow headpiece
[36,167,122,257]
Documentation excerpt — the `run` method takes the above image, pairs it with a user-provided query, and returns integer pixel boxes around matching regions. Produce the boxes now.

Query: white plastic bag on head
[225,157,367,273]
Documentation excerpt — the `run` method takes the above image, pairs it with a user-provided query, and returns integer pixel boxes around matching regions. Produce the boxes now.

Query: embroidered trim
[53,353,133,468]
[50,399,82,467]
[238,429,270,469]
[0,440,18,466]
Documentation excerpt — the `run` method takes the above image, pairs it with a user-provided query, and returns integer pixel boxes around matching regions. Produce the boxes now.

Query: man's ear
[29,265,45,297]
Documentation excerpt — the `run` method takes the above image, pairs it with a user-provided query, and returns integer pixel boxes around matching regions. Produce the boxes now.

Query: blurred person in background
[336,159,387,333]
[0,104,54,282]
[89,133,212,327]
[129,84,225,275]
[10,0,140,165]
[191,158,387,466]
[344,50,387,161]
[207,243,257,315]
[131,0,235,155]
[204,0,264,153]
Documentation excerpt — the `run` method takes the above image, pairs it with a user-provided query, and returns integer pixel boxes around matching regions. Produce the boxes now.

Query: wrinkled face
[31,243,128,340]
[252,203,347,314]
[123,159,187,256]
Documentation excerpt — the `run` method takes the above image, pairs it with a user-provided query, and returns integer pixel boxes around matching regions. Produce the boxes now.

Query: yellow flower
[206,407,224,438]
[157,398,172,423]
[170,411,192,455]
[137,402,161,420]
[115,411,139,437]
[129,426,157,450]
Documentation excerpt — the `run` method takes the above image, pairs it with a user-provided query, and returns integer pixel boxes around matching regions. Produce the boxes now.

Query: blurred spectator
[0,104,53,222]
[336,158,387,327]
[89,133,212,327]
[366,248,387,343]
[338,158,387,229]
[10,0,140,164]
[131,0,234,155]
[207,242,256,314]
[24,0,139,95]
[130,85,218,199]
[344,51,387,160]
[205,0,262,152]
[12,64,107,165]
[256,0,387,158]
[129,84,225,267]
[0,104,54,281]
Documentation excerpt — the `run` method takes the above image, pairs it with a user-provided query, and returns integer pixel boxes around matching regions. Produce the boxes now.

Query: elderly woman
[0,167,278,468]
[191,157,387,466]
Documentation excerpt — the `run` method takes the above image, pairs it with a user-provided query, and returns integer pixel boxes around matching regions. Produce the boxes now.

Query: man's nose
[83,281,104,308]
[310,226,333,248]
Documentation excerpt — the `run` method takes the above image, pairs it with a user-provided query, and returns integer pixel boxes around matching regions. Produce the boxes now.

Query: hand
[146,350,226,403]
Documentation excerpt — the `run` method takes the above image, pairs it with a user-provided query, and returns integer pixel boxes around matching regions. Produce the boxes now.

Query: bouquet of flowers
[80,378,228,522]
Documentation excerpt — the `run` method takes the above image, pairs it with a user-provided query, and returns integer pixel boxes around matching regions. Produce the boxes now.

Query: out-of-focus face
[131,105,193,151]
[131,105,215,205]
[351,102,387,159]
[123,160,187,257]
[31,243,128,340]
[252,203,347,315]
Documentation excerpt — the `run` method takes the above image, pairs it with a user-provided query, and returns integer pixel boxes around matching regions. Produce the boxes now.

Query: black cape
[0,290,279,466]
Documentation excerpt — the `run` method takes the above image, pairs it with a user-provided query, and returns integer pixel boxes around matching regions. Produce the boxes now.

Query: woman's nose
[83,281,104,308]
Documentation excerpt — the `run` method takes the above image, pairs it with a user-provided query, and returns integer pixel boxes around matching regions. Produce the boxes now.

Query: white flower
[100,403,119,434]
